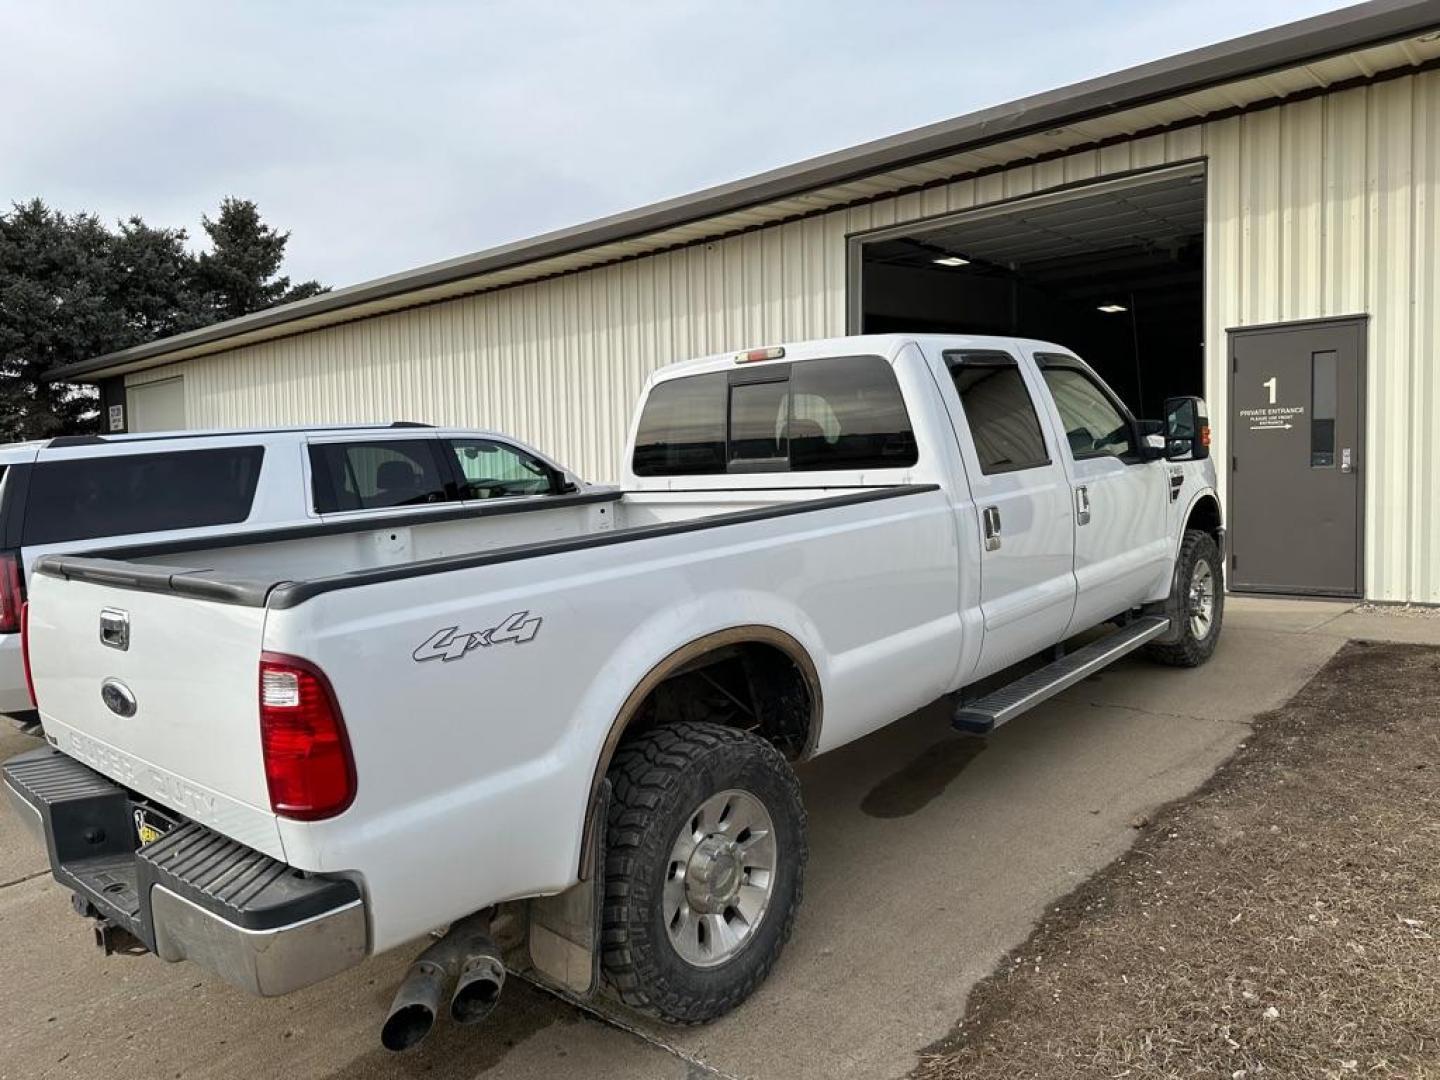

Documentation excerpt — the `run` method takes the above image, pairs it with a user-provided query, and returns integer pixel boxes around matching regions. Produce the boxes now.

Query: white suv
[0,422,589,722]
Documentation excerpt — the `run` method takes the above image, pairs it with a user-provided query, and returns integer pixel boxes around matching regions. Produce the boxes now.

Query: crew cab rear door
[929,345,1077,679]
[1026,349,1170,634]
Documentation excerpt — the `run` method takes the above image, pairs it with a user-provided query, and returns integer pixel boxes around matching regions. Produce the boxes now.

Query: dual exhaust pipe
[380,912,506,1052]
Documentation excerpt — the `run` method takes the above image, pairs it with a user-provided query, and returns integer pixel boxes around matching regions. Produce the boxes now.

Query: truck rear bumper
[2,746,367,996]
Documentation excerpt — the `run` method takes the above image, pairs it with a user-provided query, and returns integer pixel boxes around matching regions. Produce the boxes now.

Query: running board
[953,616,1170,734]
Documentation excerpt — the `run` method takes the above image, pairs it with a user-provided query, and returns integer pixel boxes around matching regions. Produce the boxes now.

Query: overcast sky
[2,1,1348,288]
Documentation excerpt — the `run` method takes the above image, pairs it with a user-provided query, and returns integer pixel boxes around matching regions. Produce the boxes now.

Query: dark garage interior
[858,169,1205,420]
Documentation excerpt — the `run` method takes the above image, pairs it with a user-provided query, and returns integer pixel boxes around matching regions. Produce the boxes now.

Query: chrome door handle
[982,506,1002,551]
[1076,486,1091,526]
[1341,447,1353,474]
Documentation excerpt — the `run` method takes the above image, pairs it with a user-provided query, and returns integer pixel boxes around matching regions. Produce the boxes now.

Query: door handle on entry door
[1076,485,1091,526]
[982,506,1002,551]
[1341,448,1354,474]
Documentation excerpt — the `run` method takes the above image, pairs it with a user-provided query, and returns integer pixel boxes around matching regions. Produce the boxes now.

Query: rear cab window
[943,350,1051,475]
[632,354,918,477]
[22,447,265,546]
[308,439,453,514]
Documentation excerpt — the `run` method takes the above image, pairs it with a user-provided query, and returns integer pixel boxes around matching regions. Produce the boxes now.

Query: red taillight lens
[0,552,24,635]
[1199,424,1212,448]
[258,653,356,821]
[20,601,35,707]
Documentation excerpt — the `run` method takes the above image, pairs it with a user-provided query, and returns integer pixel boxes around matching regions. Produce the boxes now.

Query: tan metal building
[53,1,1440,603]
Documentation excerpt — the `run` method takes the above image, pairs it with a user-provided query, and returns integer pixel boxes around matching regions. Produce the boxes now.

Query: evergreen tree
[195,198,324,321]
[0,197,325,440]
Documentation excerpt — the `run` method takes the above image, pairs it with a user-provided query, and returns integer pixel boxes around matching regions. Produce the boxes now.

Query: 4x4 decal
[413,611,542,663]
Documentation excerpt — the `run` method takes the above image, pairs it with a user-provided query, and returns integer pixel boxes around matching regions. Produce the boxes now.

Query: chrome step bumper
[2,747,367,996]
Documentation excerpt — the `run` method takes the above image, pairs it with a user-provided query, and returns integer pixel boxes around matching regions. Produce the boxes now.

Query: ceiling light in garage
[1097,303,1128,313]
[932,255,970,267]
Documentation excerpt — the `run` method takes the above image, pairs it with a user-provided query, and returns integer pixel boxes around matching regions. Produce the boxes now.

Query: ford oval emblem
[100,678,137,718]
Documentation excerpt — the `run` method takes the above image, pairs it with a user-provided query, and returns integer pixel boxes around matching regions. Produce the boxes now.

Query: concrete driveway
[3,598,1436,1080]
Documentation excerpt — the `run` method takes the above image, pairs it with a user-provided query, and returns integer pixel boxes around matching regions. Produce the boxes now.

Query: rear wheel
[1146,529,1223,667]
[601,721,806,1023]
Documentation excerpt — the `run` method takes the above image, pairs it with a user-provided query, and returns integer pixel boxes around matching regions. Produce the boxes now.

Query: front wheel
[601,721,807,1023]
[1146,529,1224,667]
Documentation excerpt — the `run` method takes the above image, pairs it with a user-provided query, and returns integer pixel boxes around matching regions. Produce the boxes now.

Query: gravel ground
[1353,604,1440,619]
[915,640,1440,1080]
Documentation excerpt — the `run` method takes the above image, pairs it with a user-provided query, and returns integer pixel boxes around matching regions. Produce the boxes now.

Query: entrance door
[1229,318,1365,596]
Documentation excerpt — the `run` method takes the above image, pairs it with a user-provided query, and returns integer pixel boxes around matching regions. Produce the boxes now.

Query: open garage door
[851,165,1205,420]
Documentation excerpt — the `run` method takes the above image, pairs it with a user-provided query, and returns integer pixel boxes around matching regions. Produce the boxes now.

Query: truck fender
[572,618,823,881]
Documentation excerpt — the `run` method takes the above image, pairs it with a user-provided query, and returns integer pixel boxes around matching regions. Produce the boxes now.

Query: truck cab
[626,335,1220,680]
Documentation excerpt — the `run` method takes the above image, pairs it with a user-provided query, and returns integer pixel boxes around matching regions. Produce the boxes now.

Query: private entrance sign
[1238,404,1305,431]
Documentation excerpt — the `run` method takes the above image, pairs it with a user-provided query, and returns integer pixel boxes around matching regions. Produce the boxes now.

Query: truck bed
[36,485,919,607]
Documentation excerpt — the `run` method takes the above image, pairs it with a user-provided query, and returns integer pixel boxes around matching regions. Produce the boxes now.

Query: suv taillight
[20,601,35,707]
[0,552,24,634]
[259,653,356,821]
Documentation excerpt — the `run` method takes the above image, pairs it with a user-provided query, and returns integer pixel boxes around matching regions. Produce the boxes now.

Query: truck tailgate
[25,568,282,858]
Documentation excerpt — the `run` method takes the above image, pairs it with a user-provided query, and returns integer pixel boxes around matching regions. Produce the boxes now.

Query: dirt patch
[916,641,1440,1080]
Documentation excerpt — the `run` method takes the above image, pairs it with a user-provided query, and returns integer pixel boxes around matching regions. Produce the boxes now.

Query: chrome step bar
[953,616,1170,734]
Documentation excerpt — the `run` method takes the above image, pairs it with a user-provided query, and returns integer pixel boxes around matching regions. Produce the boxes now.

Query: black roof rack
[43,422,436,448]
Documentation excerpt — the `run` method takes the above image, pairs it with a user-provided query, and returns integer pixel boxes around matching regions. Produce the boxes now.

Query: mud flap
[519,778,609,997]
[1145,563,1187,645]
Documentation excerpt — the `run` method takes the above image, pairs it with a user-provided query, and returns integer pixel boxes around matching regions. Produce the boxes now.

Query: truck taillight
[20,601,35,707]
[0,552,24,634]
[259,653,356,821]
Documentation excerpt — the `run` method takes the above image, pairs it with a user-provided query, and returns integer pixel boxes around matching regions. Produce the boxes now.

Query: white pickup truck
[5,334,1223,1051]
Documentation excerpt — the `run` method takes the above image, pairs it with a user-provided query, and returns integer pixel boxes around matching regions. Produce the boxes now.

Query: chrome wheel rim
[663,788,777,968]
[1189,559,1216,639]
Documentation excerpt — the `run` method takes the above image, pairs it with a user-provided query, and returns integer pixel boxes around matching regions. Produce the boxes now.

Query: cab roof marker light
[735,346,786,364]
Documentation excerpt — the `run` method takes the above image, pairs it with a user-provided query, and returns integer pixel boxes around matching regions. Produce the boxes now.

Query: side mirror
[1163,395,1210,460]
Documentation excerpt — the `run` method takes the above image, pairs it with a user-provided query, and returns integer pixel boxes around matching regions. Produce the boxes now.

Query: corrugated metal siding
[129,69,1440,602]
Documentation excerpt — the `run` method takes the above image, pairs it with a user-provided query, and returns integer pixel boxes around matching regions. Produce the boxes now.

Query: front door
[1229,317,1365,597]
[1029,351,1171,635]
